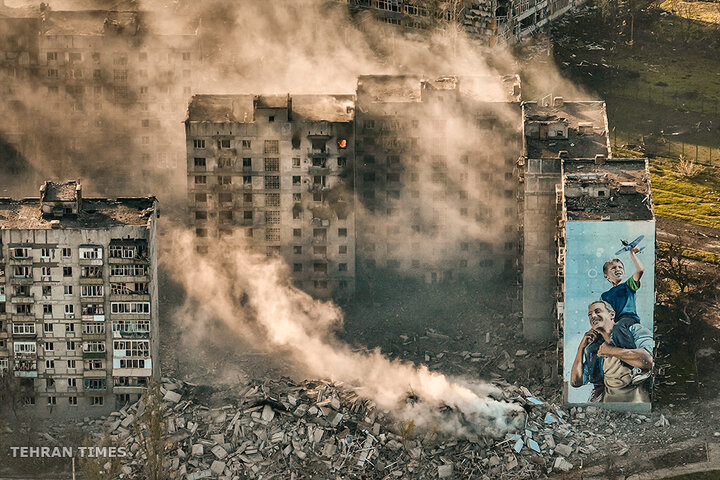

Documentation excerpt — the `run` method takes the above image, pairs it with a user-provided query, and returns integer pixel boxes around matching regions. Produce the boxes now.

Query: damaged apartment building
[0,181,159,416]
[343,0,585,45]
[185,75,522,296]
[186,77,655,344]
[186,95,356,299]
[0,2,199,197]
[520,97,655,343]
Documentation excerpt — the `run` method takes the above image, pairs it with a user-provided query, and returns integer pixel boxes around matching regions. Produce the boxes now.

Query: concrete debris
[163,390,182,403]
[553,456,574,472]
[71,376,655,479]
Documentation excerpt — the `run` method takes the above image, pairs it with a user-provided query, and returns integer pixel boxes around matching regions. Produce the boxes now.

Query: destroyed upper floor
[0,181,157,229]
[356,74,522,106]
[186,95,356,125]
[523,100,610,160]
[562,159,654,222]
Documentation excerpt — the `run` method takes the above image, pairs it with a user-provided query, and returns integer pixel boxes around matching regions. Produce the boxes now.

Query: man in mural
[583,247,645,401]
[570,300,654,403]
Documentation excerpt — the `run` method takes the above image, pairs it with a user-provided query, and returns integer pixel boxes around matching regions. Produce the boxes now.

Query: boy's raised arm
[630,247,644,282]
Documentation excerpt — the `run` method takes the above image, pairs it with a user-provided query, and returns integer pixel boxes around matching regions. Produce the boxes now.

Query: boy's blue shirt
[601,277,641,323]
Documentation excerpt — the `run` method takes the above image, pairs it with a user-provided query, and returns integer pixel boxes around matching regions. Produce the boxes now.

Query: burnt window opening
[291,133,301,149]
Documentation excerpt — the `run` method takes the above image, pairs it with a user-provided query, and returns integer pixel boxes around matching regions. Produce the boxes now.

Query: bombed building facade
[344,0,585,45]
[0,2,199,198]
[0,181,159,416]
[185,78,655,357]
[186,95,357,299]
[186,75,524,295]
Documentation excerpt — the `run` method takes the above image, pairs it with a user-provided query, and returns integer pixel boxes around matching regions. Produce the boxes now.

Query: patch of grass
[660,0,720,25]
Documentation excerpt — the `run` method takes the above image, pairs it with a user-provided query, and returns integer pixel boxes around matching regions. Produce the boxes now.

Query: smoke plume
[168,229,524,437]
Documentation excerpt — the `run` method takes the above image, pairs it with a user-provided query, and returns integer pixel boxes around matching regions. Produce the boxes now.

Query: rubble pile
[87,377,641,479]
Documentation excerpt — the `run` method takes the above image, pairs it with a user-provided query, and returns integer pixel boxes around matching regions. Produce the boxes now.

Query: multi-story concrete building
[354,74,522,285]
[0,4,199,199]
[344,0,585,45]
[185,75,523,296]
[185,95,356,299]
[0,181,159,416]
[520,98,612,339]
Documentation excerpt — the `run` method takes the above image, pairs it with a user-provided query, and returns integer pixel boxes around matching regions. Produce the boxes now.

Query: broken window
[265,176,280,189]
[387,155,400,166]
[244,193,253,203]
[314,280,328,289]
[264,158,280,171]
[313,263,327,273]
[314,246,326,255]
[242,140,252,149]
[195,211,207,220]
[293,228,301,237]
[264,140,279,154]
[218,139,231,149]
[243,176,252,185]
[194,176,206,185]
[313,176,326,186]
[242,158,252,168]
[338,157,347,167]
[293,263,302,272]
[339,245,347,255]
[194,157,206,168]
[265,228,280,242]
[243,211,253,220]
[338,263,347,272]
[195,228,208,238]
[293,246,302,254]
[338,228,347,237]
[219,193,233,203]
[387,173,400,183]
[219,210,233,222]
[218,176,232,185]
[265,194,280,207]
[363,172,375,182]
[193,139,206,149]
[313,228,327,241]
[292,176,301,185]
[266,211,280,225]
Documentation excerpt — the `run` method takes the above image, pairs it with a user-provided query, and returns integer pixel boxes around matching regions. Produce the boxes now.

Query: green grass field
[544,2,720,228]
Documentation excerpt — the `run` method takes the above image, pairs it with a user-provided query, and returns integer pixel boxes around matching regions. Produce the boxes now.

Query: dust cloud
[168,229,524,437]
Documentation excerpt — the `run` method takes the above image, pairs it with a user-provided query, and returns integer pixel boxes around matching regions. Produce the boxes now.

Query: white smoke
[168,229,524,437]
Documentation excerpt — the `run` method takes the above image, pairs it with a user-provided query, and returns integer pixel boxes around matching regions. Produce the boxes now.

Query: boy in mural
[571,301,654,403]
[584,246,645,402]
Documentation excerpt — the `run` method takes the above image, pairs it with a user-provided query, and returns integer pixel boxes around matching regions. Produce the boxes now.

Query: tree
[134,380,166,480]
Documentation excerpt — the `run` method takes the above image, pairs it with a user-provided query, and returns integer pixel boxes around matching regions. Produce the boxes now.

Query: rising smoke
[0,0,581,435]
[168,229,525,437]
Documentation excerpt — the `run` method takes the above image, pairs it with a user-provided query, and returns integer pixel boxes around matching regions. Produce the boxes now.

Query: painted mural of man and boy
[570,238,655,404]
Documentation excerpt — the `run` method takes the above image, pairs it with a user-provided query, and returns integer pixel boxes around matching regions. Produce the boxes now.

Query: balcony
[307,148,329,158]
[11,324,37,338]
[11,295,34,304]
[83,369,107,378]
[79,277,104,285]
[14,355,38,377]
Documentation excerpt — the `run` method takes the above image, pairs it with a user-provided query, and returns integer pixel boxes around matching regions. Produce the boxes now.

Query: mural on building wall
[564,221,656,406]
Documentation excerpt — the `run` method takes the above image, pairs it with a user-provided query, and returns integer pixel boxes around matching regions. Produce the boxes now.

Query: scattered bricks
[438,463,453,478]
[163,390,182,403]
[545,434,556,449]
[261,405,275,422]
[555,443,573,457]
[120,414,135,428]
[554,457,574,472]
[210,460,226,475]
[191,444,204,457]
[323,441,337,457]
[327,410,343,427]
[186,469,211,480]
[210,434,224,445]
[293,404,308,417]
[211,445,227,460]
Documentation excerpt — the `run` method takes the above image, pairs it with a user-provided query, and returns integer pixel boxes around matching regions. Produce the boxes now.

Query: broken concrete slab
[163,390,182,403]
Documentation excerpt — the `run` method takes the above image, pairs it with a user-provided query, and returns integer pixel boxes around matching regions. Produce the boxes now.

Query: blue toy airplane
[615,235,645,255]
